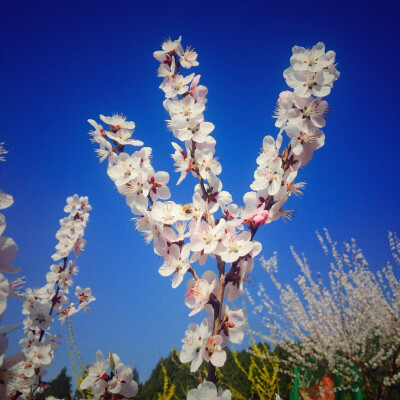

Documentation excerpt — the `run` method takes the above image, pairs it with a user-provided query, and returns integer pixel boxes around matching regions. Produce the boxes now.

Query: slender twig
[188,266,200,281]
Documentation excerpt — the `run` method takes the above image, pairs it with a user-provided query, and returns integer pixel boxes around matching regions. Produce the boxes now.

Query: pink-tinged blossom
[194,176,232,214]
[180,319,209,372]
[178,46,199,69]
[150,201,190,225]
[58,305,78,325]
[163,221,189,243]
[273,91,296,128]
[285,122,325,166]
[75,286,95,309]
[63,194,92,216]
[266,195,294,224]
[23,342,52,368]
[153,36,183,62]
[203,335,226,367]
[189,75,208,104]
[292,95,329,128]
[222,203,243,230]
[80,350,109,396]
[147,168,171,201]
[104,127,144,147]
[185,271,218,316]
[13,359,35,380]
[139,146,152,168]
[219,305,246,346]
[134,211,166,255]
[119,170,150,210]
[21,290,41,316]
[241,191,263,220]
[170,116,215,143]
[256,134,282,167]
[290,42,337,73]
[157,57,175,78]
[63,194,82,215]
[107,353,139,398]
[107,152,141,187]
[283,169,306,197]
[220,230,254,263]
[160,72,195,99]
[166,95,205,122]
[158,243,191,288]
[99,114,136,135]
[29,303,53,331]
[189,192,207,222]
[190,219,226,255]
[58,216,84,240]
[72,236,87,258]
[94,138,117,165]
[283,68,336,98]
[171,142,192,185]
[195,148,222,180]
[251,158,283,195]
[54,235,75,258]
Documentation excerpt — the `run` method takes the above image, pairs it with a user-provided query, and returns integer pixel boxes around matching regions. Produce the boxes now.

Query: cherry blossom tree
[87,37,339,397]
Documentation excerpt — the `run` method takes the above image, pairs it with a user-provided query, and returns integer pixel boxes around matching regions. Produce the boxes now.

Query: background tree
[36,367,71,400]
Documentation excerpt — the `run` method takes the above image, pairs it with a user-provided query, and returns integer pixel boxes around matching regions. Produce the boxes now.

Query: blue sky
[1,0,399,385]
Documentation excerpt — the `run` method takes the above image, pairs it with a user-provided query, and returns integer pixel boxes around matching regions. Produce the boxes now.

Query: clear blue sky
[1,0,399,385]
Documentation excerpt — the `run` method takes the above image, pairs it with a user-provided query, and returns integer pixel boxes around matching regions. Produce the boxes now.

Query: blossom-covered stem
[49,257,68,315]
[207,266,226,383]
[214,275,226,336]
[190,141,213,225]
[196,172,212,225]
[38,257,68,342]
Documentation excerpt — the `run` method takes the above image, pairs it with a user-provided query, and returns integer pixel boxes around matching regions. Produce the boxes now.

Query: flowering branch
[88,37,339,397]
[1,195,95,399]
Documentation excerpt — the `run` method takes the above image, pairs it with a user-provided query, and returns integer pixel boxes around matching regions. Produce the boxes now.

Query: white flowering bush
[247,229,400,399]
[87,37,339,398]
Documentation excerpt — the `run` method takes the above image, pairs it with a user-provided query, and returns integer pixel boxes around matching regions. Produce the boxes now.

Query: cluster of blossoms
[1,195,95,399]
[52,194,91,261]
[250,42,339,223]
[88,37,339,398]
[80,350,139,399]
[247,230,400,399]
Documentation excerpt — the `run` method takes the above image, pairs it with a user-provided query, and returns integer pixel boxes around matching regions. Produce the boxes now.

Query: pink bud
[253,210,269,227]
